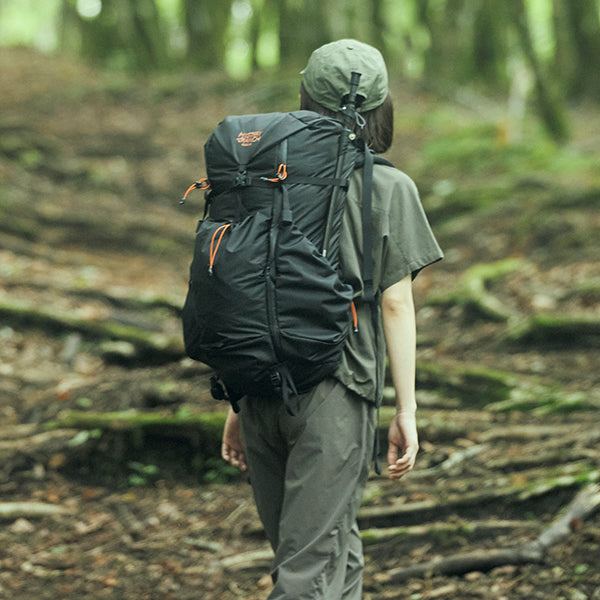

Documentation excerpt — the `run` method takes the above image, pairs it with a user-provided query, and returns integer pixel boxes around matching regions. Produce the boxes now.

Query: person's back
[221,39,443,599]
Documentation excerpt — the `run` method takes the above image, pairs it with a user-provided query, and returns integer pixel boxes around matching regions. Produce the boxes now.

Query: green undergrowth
[407,106,599,212]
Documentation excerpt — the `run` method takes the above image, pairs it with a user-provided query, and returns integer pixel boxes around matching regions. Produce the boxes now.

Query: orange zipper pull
[351,301,358,333]
[208,223,231,275]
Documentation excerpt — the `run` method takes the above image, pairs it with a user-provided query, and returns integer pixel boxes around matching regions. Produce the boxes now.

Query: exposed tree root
[377,484,600,584]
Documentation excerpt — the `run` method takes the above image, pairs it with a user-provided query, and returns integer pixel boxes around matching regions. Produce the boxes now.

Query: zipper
[264,140,288,363]
[265,190,285,361]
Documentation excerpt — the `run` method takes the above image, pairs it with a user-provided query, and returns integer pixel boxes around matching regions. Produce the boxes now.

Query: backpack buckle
[235,170,250,187]
[210,375,227,400]
[269,370,282,390]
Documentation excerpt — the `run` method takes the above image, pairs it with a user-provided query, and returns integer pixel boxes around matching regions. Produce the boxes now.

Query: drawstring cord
[180,178,210,204]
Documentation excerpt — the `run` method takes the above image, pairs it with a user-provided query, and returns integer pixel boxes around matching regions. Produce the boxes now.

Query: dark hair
[299,83,394,154]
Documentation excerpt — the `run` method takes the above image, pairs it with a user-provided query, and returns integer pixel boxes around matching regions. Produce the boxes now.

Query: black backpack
[181,79,381,412]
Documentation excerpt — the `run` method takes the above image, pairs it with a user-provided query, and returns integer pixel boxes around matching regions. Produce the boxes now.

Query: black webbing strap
[284,175,350,188]
[361,145,375,307]
[213,175,349,197]
[360,142,383,475]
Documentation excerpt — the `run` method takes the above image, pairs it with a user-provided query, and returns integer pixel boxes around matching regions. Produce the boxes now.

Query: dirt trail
[0,48,599,599]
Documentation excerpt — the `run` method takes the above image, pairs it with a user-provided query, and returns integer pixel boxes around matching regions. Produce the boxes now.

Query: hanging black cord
[321,71,362,259]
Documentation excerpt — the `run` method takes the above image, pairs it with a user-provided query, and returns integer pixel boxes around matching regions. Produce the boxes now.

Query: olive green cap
[301,39,388,112]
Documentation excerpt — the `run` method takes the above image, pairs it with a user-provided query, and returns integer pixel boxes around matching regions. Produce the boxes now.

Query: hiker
[221,39,443,599]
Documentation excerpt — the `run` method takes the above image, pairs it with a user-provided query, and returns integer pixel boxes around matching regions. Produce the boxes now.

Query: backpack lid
[207,111,318,165]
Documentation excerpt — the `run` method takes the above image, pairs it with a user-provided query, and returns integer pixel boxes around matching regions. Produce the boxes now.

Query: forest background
[2,0,600,141]
[0,1,599,599]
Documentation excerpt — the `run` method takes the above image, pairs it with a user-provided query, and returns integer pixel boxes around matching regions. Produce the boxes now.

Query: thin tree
[183,0,233,70]
[508,0,569,142]
[562,0,600,99]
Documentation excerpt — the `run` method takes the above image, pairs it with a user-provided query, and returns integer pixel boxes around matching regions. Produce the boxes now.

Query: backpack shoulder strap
[361,145,376,308]
[353,151,394,170]
[359,142,384,475]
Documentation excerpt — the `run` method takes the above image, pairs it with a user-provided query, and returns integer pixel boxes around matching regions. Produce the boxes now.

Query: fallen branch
[415,444,487,478]
[0,502,71,520]
[535,483,600,550]
[381,545,544,584]
[221,549,274,573]
[379,483,600,584]
[358,467,599,529]
[0,429,89,480]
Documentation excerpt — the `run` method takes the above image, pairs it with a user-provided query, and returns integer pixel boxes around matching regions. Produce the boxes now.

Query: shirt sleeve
[378,166,444,291]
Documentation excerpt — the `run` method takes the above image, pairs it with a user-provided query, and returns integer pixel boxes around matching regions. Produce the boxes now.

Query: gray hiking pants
[239,378,375,600]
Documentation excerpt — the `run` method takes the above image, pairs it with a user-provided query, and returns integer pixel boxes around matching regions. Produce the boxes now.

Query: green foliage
[421,119,558,182]
[0,0,61,50]
[201,458,241,484]
[127,461,160,486]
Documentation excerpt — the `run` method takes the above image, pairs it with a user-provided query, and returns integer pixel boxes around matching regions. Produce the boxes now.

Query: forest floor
[0,47,599,599]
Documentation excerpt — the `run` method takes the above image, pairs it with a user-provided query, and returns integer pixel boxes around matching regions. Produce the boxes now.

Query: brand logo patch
[236,130,262,146]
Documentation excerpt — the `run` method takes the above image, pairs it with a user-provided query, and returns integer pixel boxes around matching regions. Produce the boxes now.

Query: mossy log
[506,314,600,348]
[487,389,600,415]
[41,410,229,481]
[412,360,517,406]
[45,409,227,448]
[1,280,182,316]
[0,300,184,363]
[427,259,522,322]
[360,519,538,548]
[406,359,598,414]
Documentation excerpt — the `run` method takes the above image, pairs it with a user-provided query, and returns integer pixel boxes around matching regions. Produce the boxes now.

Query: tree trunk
[126,0,168,70]
[508,0,569,142]
[472,0,508,87]
[279,0,330,69]
[59,0,167,70]
[551,0,577,94]
[370,0,387,51]
[562,0,600,99]
[183,0,232,69]
[420,0,470,82]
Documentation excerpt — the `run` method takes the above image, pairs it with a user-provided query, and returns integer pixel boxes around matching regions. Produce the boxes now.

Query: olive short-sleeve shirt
[334,164,443,403]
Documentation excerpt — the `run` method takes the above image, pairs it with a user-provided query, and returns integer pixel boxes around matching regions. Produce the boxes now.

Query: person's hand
[221,408,247,471]
[387,411,418,480]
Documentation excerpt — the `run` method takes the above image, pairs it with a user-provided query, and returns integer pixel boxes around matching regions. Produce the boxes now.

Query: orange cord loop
[266,163,288,183]
[208,223,231,274]
[181,177,210,202]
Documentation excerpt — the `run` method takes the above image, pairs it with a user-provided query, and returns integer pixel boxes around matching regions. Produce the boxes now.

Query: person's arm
[222,407,247,471]
[381,275,419,480]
